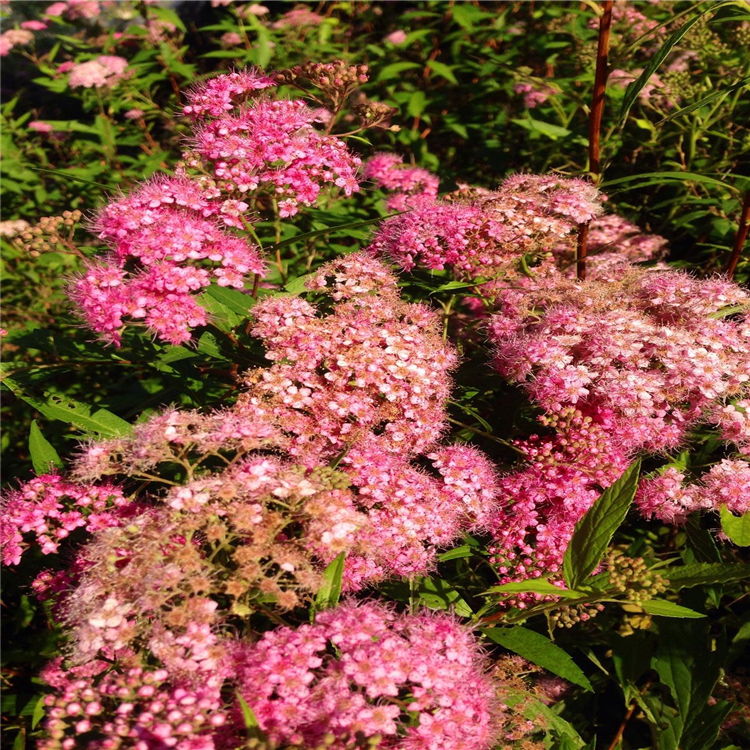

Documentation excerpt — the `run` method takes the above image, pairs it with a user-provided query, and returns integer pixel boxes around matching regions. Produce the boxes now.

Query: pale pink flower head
[384,29,407,44]
[245,3,270,16]
[65,0,101,20]
[220,31,242,46]
[123,108,144,120]
[272,7,325,28]
[29,121,55,133]
[0,28,33,56]
[514,80,557,108]
[68,56,128,89]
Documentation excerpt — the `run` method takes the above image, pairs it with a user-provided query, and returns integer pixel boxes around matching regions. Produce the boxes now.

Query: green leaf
[377,62,421,81]
[658,76,750,123]
[484,579,583,599]
[500,687,585,746]
[269,214,398,254]
[8,386,132,438]
[284,273,315,295]
[512,117,572,140]
[27,166,114,190]
[28,420,63,474]
[652,620,725,748]
[417,577,473,616]
[639,600,706,618]
[665,562,750,588]
[602,171,739,194]
[30,695,46,730]
[314,552,346,611]
[427,60,458,84]
[235,692,267,741]
[562,460,641,589]
[483,627,592,690]
[719,506,750,546]
[437,544,473,562]
[618,6,718,124]
[205,285,257,317]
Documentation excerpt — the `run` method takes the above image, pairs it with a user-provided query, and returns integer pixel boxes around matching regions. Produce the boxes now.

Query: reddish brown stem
[725,190,750,278]
[578,0,613,281]
[588,0,614,181]
[606,679,653,750]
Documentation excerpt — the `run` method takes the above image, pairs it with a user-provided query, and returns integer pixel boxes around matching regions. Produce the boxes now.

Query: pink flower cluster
[0,28,33,56]
[485,268,750,588]
[514,81,557,108]
[233,601,500,750]
[71,67,366,343]
[241,253,456,460]
[636,459,750,524]
[489,270,750,453]
[364,152,439,211]
[70,176,265,346]
[39,656,227,750]
[68,55,129,89]
[189,96,361,217]
[0,473,130,566]
[45,0,101,20]
[369,174,603,279]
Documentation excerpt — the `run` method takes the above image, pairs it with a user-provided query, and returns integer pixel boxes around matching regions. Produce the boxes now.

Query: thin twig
[606,679,653,750]
[578,0,613,281]
[725,190,750,278]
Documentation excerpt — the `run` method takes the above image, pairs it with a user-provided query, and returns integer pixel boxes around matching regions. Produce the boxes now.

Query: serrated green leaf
[417,577,473,617]
[206,285,257,317]
[377,62,421,81]
[8,386,132,438]
[29,420,63,475]
[665,562,750,588]
[484,579,583,598]
[284,273,315,295]
[30,695,45,730]
[719,506,750,546]
[483,627,592,690]
[315,552,346,611]
[427,59,458,84]
[639,600,706,618]
[563,460,641,589]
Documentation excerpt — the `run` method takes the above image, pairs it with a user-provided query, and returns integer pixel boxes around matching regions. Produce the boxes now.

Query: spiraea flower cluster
[0,473,131,566]
[364,153,439,211]
[369,173,603,280]
[636,459,750,524]
[232,601,500,750]
[70,176,266,346]
[70,65,368,345]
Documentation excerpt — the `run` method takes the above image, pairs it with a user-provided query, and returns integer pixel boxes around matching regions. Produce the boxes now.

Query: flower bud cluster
[605,552,668,603]
[16,211,82,256]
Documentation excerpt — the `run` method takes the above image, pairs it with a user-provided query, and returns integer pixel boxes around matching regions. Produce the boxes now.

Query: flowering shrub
[3,4,750,750]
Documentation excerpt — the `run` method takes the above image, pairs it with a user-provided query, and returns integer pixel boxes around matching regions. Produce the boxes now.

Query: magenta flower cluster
[71,68,364,345]
[233,601,499,750]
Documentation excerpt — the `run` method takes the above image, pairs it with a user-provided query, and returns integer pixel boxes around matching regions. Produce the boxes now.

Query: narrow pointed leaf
[314,552,346,610]
[29,420,63,475]
[640,600,706,618]
[563,459,641,589]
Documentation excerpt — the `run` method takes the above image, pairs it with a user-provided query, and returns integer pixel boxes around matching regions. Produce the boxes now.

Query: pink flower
[123,108,144,120]
[245,3,270,16]
[384,29,407,44]
[0,28,33,56]
[44,2,68,16]
[68,56,129,88]
[220,31,243,46]
[514,80,557,108]
[29,121,55,133]
[21,20,48,30]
